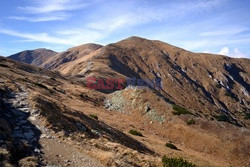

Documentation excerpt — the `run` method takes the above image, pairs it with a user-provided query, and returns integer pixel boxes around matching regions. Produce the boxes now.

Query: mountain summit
[8,48,57,66]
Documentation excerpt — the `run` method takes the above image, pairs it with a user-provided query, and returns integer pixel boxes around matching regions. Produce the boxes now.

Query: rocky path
[2,85,104,167]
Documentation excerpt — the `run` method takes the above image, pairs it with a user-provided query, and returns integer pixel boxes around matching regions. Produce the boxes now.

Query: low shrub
[162,156,196,167]
[129,129,143,137]
[186,119,195,125]
[225,92,233,98]
[165,142,178,150]
[89,114,98,120]
[215,83,222,89]
[245,113,250,120]
[33,82,48,89]
[214,114,229,122]
[172,105,192,115]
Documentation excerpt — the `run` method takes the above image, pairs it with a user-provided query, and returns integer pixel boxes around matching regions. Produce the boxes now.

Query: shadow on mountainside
[224,63,250,92]
[0,87,41,166]
[34,95,155,155]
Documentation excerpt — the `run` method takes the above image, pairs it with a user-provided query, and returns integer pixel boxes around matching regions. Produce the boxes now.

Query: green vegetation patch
[214,114,229,122]
[89,114,98,120]
[225,92,233,98]
[172,105,192,115]
[165,142,178,150]
[186,119,195,125]
[162,156,196,167]
[129,129,143,137]
[244,113,250,120]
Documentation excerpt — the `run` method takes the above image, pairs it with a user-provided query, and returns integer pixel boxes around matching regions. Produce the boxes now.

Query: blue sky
[0,0,250,58]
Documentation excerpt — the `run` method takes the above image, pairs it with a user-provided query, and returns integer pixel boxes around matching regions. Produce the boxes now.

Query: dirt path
[3,85,104,167]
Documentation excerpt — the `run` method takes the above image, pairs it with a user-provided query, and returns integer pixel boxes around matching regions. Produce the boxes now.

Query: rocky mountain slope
[2,36,250,167]
[8,49,57,66]
[25,36,249,128]
[0,57,158,166]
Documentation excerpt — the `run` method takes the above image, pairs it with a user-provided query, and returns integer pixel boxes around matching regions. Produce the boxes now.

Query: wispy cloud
[3,0,248,59]
[0,28,104,46]
[18,0,87,14]
[55,29,104,44]
[0,29,70,45]
[1,0,229,47]
[73,0,228,47]
[6,15,68,22]
[6,0,88,22]
[86,0,226,32]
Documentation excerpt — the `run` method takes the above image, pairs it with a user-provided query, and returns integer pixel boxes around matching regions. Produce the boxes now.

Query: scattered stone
[31,109,40,115]
[19,107,30,113]
[64,159,71,163]
[55,154,62,157]
[46,135,52,139]
[34,148,41,153]
[40,134,47,139]
[29,116,36,121]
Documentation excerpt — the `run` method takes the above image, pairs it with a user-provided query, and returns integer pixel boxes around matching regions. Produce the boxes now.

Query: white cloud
[55,29,104,44]
[87,15,133,32]
[0,28,104,46]
[219,47,229,55]
[6,15,68,22]
[1,0,231,49]
[6,0,88,22]
[18,0,86,14]
[218,47,248,58]
[85,0,227,36]
[0,29,70,45]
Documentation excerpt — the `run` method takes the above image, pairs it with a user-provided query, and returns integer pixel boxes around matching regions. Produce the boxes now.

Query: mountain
[8,48,57,66]
[52,36,250,127]
[40,43,103,70]
[1,37,250,167]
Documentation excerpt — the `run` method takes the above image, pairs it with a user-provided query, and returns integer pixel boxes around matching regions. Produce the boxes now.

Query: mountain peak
[67,43,103,52]
[8,49,57,66]
[120,36,152,43]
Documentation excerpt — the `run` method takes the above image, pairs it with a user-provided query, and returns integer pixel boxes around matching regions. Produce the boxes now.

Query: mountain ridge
[8,48,57,66]
[7,37,250,128]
